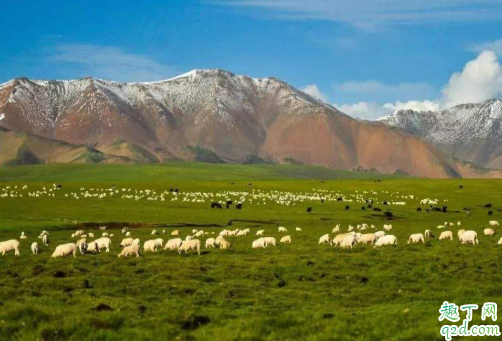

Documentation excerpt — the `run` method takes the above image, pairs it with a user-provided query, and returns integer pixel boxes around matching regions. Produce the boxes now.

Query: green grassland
[0,163,501,341]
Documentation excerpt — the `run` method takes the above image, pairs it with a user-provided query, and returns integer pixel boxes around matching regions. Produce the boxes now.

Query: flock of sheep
[1,219,500,258]
[317,220,501,248]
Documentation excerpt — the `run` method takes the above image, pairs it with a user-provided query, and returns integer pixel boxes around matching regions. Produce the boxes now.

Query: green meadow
[0,163,501,341]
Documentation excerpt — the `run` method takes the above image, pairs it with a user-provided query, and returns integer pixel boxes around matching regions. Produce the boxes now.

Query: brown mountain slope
[0,70,500,178]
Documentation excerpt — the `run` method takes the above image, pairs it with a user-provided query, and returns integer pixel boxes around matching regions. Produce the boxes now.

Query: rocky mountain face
[0,69,497,178]
[379,99,502,169]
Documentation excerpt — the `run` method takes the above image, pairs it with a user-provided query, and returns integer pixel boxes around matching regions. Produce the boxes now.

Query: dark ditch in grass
[68,219,281,231]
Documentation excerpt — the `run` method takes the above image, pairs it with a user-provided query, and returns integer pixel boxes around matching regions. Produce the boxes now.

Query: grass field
[0,163,501,341]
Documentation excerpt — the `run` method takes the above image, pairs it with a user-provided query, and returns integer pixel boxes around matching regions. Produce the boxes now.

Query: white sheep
[0,240,20,256]
[93,237,112,253]
[374,231,386,238]
[42,234,49,246]
[439,231,453,241]
[256,230,265,236]
[144,239,159,252]
[120,238,134,247]
[383,224,393,231]
[332,225,340,233]
[76,238,88,254]
[319,234,331,244]
[20,232,27,240]
[171,230,180,236]
[118,243,140,258]
[459,230,478,245]
[219,238,231,249]
[278,226,288,232]
[31,242,39,255]
[51,243,77,258]
[358,233,376,245]
[263,237,276,246]
[280,235,291,244]
[164,238,183,250]
[408,233,425,244]
[252,238,266,248]
[374,235,397,247]
[484,228,495,236]
[340,234,357,249]
[457,229,466,238]
[295,227,302,232]
[205,238,216,248]
[489,220,499,227]
[178,239,201,255]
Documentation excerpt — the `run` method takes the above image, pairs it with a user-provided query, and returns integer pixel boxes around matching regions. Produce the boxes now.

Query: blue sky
[1,0,502,118]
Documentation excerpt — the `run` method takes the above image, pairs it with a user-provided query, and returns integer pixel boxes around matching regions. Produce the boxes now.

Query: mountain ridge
[1,69,499,178]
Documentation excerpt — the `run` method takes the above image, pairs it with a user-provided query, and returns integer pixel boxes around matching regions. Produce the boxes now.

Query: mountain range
[0,69,500,178]
[378,99,502,170]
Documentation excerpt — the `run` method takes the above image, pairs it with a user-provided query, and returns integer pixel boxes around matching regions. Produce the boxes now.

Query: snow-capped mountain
[0,69,497,178]
[379,99,502,169]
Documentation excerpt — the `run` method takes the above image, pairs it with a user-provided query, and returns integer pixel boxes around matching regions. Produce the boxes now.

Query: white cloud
[441,51,502,108]
[301,84,328,102]
[335,102,393,120]
[336,51,502,120]
[48,44,174,82]
[470,39,502,56]
[220,0,502,27]
[336,100,440,120]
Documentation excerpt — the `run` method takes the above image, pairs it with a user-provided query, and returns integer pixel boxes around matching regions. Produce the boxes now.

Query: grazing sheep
[358,233,376,245]
[252,238,266,248]
[164,238,183,250]
[340,234,357,249]
[93,237,112,253]
[76,238,88,254]
[424,230,435,238]
[383,224,393,231]
[194,231,204,237]
[20,232,27,240]
[41,234,49,246]
[319,234,331,244]
[88,232,94,238]
[489,220,499,227]
[439,231,453,241]
[374,231,386,238]
[51,243,77,258]
[179,239,201,255]
[263,237,276,246]
[256,230,265,236]
[332,233,352,247]
[278,226,288,233]
[171,230,179,236]
[374,235,397,247]
[205,238,216,248]
[219,238,231,249]
[31,242,39,255]
[280,235,292,244]
[236,229,249,236]
[295,227,302,232]
[99,226,107,231]
[0,240,20,256]
[151,230,158,235]
[457,229,466,238]
[120,238,134,247]
[144,239,161,252]
[125,231,131,237]
[102,232,109,237]
[185,235,193,241]
[408,233,425,244]
[497,237,502,245]
[118,243,141,258]
[332,225,340,233]
[459,230,478,245]
[484,228,495,236]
